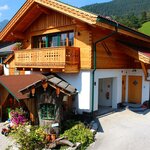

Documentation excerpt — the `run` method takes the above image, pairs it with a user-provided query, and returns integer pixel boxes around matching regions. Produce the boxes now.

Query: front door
[122,75,126,103]
[98,78,112,107]
[128,76,142,104]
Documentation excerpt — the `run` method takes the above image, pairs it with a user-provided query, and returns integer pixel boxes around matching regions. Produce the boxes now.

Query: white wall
[3,65,9,75]
[94,69,150,111]
[58,71,92,114]
[94,69,122,110]
[13,68,149,113]
[25,71,31,75]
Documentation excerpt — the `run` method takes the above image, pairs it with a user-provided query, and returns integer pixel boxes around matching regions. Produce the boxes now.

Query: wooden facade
[23,9,93,70]
[0,0,150,116]
[0,0,149,74]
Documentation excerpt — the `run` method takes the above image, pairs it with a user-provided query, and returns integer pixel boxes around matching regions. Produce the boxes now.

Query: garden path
[0,122,18,150]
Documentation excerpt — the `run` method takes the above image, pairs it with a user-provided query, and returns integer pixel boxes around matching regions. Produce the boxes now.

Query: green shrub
[61,120,79,132]
[10,124,46,150]
[61,122,94,150]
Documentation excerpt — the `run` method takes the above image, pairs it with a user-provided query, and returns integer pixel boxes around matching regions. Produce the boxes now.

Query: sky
[0,0,111,22]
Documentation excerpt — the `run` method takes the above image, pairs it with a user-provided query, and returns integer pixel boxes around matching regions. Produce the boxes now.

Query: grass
[138,21,150,36]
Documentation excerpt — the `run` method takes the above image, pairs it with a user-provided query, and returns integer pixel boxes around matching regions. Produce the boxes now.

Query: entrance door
[98,78,112,107]
[128,76,142,104]
[122,75,126,103]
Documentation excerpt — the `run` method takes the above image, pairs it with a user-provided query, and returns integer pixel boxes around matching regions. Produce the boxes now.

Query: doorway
[98,78,114,115]
[128,76,142,104]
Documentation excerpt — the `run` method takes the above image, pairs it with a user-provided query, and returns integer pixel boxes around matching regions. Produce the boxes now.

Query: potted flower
[50,128,56,142]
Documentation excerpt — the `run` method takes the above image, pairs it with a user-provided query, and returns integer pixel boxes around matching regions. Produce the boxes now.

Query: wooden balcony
[15,46,80,73]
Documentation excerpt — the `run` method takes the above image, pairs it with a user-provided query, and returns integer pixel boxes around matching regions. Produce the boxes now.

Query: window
[32,35,47,48]
[32,31,74,48]
[40,103,55,120]
[40,36,47,48]
[60,33,67,46]
[49,35,59,47]
[68,32,74,46]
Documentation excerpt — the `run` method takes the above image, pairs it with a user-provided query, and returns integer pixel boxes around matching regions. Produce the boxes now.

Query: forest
[81,0,150,30]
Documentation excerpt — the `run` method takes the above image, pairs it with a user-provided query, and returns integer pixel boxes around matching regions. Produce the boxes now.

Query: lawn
[138,21,150,36]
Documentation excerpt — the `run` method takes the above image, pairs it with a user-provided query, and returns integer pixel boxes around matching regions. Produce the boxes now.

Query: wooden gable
[28,10,74,33]
[0,0,97,42]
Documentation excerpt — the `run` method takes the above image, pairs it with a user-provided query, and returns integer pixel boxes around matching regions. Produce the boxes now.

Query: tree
[140,11,148,24]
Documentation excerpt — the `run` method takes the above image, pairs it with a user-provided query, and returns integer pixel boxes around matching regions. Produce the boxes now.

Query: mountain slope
[81,0,150,17]
[0,19,9,31]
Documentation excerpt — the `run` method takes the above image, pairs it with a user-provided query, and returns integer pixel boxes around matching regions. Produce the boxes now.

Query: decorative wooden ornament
[56,87,60,97]
[31,87,35,96]
[42,81,48,91]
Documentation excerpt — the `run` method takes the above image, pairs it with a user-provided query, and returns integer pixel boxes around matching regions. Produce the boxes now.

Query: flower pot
[51,134,56,142]
[46,134,51,142]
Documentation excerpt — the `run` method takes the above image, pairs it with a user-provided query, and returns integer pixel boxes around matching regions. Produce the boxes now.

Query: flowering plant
[10,108,27,126]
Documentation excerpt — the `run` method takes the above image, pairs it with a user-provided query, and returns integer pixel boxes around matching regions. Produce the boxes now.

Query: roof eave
[0,0,35,41]
[96,16,150,42]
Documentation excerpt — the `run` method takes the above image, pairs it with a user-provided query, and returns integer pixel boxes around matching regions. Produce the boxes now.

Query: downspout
[91,22,118,115]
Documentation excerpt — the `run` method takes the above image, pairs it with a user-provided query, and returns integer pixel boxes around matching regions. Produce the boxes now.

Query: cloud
[0,5,9,10]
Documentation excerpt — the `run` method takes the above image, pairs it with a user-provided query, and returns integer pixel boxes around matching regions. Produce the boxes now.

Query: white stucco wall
[94,69,150,111]
[58,71,92,114]
[94,69,122,110]
[3,66,31,75]
[12,68,149,114]
[25,71,31,75]
[58,68,150,113]
[3,65,9,75]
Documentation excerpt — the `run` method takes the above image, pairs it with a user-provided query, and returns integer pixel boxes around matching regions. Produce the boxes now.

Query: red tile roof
[0,74,46,100]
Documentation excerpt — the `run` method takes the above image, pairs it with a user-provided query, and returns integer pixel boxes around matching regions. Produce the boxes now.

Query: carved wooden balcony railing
[15,46,80,73]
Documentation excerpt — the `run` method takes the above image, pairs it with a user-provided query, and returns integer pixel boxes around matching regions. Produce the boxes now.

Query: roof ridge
[34,0,97,24]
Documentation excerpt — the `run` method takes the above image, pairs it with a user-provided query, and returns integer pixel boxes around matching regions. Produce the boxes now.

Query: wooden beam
[116,42,138,60]
[117,42,150,65]
[138,52,150,64]
[11,32,25,40]
[140,62,148,80]
[34,0,97,24]
[37,5,51,15]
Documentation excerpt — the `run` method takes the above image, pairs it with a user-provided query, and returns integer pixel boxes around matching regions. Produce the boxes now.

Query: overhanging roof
[47,75,77,95]
[0,0,149,44]
[0,0,97,41]
[0,42,16,56]
[96,16,150,42]
[20,74,77,96]
[117,41,150,64]
[0,74,46,100]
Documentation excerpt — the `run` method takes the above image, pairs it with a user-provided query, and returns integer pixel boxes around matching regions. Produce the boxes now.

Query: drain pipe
[91,24,118,116]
